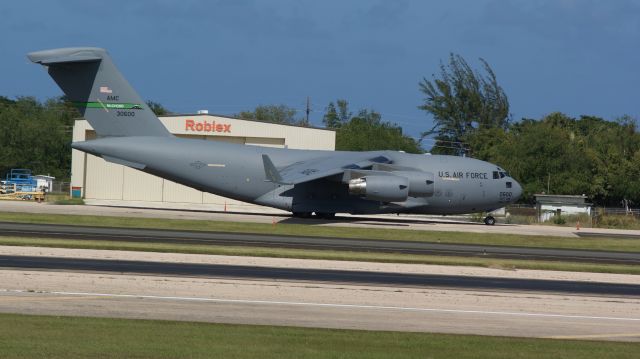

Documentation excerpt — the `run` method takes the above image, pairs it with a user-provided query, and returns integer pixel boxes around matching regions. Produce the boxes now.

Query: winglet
[262,154,286,184]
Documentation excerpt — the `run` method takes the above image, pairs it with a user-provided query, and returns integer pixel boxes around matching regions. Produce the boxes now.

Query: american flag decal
[99,86,112,94]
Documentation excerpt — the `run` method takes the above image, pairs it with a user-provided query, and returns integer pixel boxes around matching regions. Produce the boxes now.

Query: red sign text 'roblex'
[185,119,231,133]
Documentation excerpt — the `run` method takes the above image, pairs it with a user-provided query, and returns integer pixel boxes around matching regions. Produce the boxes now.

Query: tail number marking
[117,111,135,117]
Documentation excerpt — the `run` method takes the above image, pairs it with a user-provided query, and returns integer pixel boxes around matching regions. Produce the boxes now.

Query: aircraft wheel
[484,216,496,226]
[315,212,336,220]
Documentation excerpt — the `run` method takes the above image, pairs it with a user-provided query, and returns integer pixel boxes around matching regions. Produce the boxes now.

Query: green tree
[478,113,640,205]
[237,104,307,126]
[146,101,171,116]
[0,96,15,107]
[0,96,78,181]
[492,114,592,202]
[323,99,352,129]
[335,109,422,153]
[323,102,339,128]
[419,53,509,155]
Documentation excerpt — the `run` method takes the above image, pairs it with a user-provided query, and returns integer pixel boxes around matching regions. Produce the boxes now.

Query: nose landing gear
[483,216,496,226]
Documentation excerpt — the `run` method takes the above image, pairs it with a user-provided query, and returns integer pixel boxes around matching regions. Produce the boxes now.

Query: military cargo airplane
[29,47,522,225]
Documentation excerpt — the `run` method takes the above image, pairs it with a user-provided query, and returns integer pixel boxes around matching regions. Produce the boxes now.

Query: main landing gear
[483,216,496,226]
[292,212,312,218]
[292,212,336,220]
[315,212,336,220]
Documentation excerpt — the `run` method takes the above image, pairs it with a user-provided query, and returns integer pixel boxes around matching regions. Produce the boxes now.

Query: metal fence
[594,207,640,218]
[505,204,640,224]
[49,181,70,194]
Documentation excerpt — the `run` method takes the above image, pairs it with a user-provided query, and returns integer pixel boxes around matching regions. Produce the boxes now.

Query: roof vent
[197,110,209,114]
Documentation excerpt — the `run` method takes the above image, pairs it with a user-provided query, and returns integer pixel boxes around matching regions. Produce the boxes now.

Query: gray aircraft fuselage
[73,135,521,215]
[29,47,522,218]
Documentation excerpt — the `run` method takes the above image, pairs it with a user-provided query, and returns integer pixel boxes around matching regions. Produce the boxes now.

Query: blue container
[71,187,82,198]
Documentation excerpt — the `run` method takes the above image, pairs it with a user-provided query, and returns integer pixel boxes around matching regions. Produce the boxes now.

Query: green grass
[2,236,639,274]
[597,215,640,230]
[52,197,84,205]
[0,211,639,253]
[45,193,84,205]
[0,313,637,359]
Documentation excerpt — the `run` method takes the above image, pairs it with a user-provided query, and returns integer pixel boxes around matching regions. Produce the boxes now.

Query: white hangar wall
[71,114,336,213]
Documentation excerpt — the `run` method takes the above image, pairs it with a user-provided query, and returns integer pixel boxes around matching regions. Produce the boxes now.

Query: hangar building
[70,114,336,213]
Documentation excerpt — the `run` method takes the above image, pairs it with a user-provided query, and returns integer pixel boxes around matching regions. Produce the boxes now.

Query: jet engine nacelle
[393,171,435,197]
[348,175,409,202]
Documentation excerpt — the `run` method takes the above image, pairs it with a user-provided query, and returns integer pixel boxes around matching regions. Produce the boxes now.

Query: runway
[2,288,640,341]
[2,221,639,265]
[1,254,639,296]
[0,247,639,341]
[0,256,640,341]
[1,203,640,341]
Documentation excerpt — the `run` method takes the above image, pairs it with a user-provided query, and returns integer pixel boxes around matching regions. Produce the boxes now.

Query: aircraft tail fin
[28,47,171,137]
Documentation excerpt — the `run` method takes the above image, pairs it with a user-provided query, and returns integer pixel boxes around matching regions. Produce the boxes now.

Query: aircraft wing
[262,153,395,185]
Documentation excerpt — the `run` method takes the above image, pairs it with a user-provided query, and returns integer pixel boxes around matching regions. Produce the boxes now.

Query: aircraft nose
[512,180,523,201]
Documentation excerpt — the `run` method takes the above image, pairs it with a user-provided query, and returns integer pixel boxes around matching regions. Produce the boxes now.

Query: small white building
[34,175,55,192]
[535,194,592,222]
[70,114,336,213]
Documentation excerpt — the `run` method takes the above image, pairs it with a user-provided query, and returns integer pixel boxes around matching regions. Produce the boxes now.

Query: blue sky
[2,0,639,142]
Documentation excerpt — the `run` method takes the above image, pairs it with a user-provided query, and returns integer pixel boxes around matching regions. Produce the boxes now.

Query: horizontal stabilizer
[28,48,103,65]
[39,54,101,65]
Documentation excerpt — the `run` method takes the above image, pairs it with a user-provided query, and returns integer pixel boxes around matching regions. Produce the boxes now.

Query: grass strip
[1,236,638,275]
[44,193,85,205]
[0,313,637,359]
[0,211,639,253]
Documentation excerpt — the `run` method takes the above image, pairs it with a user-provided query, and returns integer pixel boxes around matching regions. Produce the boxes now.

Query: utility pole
[305,96,310,126]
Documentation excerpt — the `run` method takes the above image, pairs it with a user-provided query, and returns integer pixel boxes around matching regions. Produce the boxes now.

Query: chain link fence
[49,181,70,194]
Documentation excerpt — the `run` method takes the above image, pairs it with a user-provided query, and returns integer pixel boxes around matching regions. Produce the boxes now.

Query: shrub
[596,215,640,230]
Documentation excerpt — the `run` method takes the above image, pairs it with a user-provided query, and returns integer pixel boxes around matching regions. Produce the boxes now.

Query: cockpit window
[494,169,511,179]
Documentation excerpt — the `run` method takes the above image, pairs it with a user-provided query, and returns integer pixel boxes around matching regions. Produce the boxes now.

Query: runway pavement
[2,221,639,264]
[0,247,638,341]
[1,254,639,296]
[0,268,639,342]
[1,202,640,341]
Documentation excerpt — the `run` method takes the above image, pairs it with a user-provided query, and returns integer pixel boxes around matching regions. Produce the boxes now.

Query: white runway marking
[2,289,639,322]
